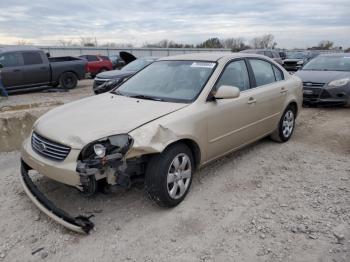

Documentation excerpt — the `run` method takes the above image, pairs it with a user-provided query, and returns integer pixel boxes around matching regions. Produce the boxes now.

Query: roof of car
[0,45,41,53]
[159,52,265,62]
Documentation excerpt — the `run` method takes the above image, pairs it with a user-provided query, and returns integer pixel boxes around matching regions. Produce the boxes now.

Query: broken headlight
[81,134,133,160]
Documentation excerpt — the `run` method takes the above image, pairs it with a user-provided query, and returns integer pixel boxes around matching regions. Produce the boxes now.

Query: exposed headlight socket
[93,144,106,158]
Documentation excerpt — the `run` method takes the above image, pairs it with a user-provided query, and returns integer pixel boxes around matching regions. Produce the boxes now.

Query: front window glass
[0,52,22,67]
[216,60,250,91]
[302,56,350,71]
[115,60,216,102]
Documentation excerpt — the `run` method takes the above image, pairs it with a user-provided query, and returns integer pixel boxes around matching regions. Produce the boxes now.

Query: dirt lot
[0,80,94,152]
[0,105,349,262]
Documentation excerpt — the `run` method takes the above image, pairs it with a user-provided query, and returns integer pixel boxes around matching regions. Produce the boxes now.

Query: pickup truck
[0,46,87,94]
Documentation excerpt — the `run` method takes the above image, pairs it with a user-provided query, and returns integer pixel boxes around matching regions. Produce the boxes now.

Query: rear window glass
[250,59,276,86]
[80,55,99,62]
[273,66,284,81]
[272,51,280,58]
[23,52,43,65]
[100,56,110,61]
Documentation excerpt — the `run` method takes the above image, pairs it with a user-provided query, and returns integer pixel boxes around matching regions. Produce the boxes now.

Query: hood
[34,94,188,149]
[120,51,137,64]
[96,69,134,79]
[295,70,350,84]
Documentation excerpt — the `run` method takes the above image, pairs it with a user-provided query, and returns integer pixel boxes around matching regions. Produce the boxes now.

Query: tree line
[14,35,349,52]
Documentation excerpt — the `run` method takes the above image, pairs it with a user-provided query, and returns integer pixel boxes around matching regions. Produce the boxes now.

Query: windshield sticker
[191,62,215,68]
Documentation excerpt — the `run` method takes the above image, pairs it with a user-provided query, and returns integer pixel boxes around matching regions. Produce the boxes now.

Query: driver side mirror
[214,85,240,99]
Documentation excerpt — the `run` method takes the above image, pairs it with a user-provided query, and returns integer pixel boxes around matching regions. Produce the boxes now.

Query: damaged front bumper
[20,160,94,234]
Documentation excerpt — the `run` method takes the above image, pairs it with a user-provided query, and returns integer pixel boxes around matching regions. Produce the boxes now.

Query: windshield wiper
[128,94,165,101]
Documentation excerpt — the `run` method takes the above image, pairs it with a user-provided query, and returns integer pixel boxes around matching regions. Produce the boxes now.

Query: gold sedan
[20,53,303,233]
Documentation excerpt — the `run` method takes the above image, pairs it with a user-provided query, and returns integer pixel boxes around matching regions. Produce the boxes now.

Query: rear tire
[145,143,194,207]
[270,105,296,143]
[59,72,78,89]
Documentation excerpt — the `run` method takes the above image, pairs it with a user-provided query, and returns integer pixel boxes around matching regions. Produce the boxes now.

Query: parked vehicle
[279,51,287,60]
[240,49,283,65]
[283,51,316,72]
[93,52,158,94]
[20,53,302,233]
[0,46,87,94]
[295,53,350,106]
[109,54,125,69]
[78,55,113,78]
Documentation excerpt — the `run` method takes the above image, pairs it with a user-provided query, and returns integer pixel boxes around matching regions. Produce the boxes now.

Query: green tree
[197,38,223,48]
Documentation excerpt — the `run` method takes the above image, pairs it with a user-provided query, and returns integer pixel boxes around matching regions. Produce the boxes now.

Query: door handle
[247,97,256,104]
[280,87,288,94]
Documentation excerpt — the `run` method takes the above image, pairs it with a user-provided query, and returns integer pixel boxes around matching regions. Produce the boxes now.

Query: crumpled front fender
[127,124,179,158]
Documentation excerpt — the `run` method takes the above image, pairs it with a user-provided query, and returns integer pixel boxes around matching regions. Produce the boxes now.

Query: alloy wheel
[167,153,192,199]
[282,110,294,138]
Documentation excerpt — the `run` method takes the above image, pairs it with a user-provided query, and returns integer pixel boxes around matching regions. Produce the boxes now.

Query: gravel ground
[0,79,94,110]
[0,107,349,262]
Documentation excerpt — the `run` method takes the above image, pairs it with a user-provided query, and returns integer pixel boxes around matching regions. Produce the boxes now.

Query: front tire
[270,105,296,142]
[59,72,78,89]
[145,143,194,207]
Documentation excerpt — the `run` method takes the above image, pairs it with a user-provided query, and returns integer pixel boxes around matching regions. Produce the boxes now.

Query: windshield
[303,56,350,71]
[286,52,305,59]
[121,59,152,72]
[114,60,216,103]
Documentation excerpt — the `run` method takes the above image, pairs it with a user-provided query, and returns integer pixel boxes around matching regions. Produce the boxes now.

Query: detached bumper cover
[20,160,94,234]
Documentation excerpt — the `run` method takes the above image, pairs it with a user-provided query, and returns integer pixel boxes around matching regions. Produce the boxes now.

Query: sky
[0,0,349,48]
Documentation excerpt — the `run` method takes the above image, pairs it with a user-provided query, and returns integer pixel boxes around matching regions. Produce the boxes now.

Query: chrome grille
[31,132,71,161]
[303,82,325,87]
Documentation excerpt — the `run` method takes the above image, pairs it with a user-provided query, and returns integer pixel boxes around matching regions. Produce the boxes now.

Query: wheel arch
[288,101,298,115]
[58,70,78,81]
[165,138,201,171]
[58,71,79,88]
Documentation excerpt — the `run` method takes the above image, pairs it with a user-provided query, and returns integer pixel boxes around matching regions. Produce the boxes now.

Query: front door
[206,59,257,161]
[0,52,24,88]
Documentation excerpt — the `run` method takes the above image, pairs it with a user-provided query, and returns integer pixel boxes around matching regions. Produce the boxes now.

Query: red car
[78,55,113,77]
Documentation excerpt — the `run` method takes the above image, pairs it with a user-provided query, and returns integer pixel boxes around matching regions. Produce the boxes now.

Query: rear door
[22,51,50,86]
[0,52,24,88]
[244,58,287,135]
